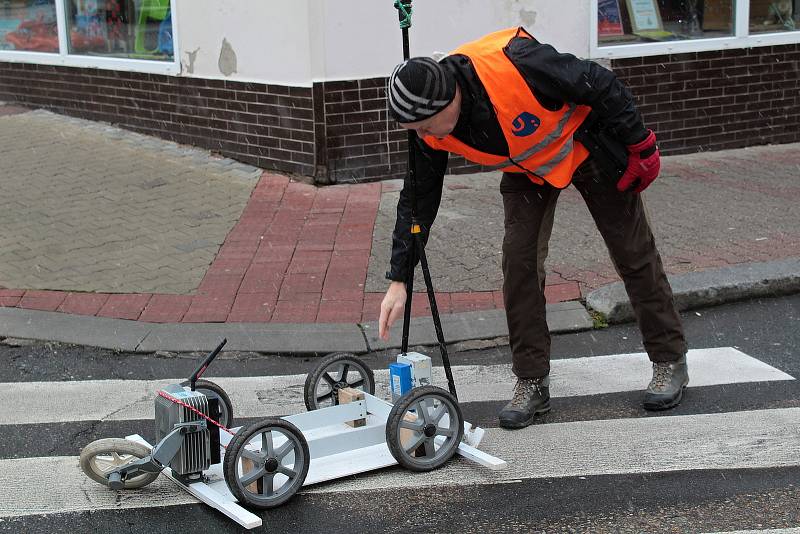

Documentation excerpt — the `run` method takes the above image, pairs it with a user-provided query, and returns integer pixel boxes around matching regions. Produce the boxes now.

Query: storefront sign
[625,0,663,32]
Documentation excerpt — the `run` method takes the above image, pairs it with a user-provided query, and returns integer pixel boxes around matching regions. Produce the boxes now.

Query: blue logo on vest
[511,112,541,137]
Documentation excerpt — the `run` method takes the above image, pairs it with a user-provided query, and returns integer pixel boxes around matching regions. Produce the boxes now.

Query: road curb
[0,302,593,354]
[586,257,800,323]
[6,255,797,352]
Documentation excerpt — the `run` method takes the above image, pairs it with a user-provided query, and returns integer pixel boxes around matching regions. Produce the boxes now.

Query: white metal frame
[127,392,505,530]
[0,0,181,75]
[590,0,800,59]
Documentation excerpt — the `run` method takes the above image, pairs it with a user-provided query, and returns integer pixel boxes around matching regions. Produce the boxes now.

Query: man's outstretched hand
[379,281,407,341]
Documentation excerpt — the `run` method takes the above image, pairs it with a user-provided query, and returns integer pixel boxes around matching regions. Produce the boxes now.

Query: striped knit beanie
[388,57,456,123]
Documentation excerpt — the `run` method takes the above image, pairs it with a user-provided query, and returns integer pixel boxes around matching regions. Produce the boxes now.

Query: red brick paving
[239,265,284,294]
[317,299,362,323]
[492,290,504,309]
[451,292,495,313]
[182,295,234,323]
[227,293,276,323]
[96,294,151,320]
[0,290,24,307]
[58,293,110,316]
[544,282,582,303]
[139,295,193,323]
[18,290,67,311]
[271,301,319,323]
[2,172,610,323]
[361,292,385,323]
[0,105,28,116]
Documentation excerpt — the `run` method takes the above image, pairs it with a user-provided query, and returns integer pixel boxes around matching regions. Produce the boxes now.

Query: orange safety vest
[423,27,591,188]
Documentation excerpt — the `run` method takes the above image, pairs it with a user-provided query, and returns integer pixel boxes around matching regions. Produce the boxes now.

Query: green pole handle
[394,0,412,30]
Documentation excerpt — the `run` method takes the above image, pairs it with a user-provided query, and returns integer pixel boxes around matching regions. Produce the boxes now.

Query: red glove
[617,129,660,193]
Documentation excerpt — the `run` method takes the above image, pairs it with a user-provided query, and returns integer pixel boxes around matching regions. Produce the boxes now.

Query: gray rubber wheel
[223,418,309,509]
[180,378,234,429]
[303,352,375,411]
[79,438,160,489]
[386,386,464,472]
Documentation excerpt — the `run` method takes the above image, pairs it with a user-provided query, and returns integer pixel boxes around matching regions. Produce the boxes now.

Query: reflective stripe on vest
[422,27,591,188]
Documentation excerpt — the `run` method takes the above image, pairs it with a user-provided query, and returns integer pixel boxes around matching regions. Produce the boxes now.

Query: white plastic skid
[126,392,506,529]
[127,434,263,529]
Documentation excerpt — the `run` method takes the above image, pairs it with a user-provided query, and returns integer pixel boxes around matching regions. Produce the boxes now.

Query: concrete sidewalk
[1,105,799,352]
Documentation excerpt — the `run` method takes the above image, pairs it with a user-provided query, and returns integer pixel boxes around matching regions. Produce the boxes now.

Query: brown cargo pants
[501,158,687,379]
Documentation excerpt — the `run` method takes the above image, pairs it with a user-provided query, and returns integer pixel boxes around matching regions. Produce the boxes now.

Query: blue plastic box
[389,362,412,403]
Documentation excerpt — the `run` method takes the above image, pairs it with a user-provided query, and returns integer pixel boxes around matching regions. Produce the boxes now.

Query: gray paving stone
[367,144,800,294]
[0,111,259,293]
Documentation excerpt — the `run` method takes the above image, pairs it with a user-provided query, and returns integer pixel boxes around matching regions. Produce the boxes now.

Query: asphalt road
[0,294,798,533]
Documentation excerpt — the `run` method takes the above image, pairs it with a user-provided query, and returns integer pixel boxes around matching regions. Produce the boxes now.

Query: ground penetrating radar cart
[80,340,506,529]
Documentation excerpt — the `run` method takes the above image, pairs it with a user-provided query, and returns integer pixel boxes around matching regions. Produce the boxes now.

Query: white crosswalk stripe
[3,407,798,517]
[0,347,797,526]
[0,347,791,424]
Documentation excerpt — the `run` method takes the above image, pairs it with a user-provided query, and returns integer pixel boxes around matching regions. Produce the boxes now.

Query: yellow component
[411,224,421,234]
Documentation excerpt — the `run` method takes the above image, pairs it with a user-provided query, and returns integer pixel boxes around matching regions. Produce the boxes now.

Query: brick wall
[317,78,396,184]
[1,42,798,183]
[318,78,485,183]
[0,62,316,176]
[613,44,800,154]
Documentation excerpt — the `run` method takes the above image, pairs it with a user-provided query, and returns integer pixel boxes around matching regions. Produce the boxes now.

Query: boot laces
[650,362,673,390]
[510,379,541,408]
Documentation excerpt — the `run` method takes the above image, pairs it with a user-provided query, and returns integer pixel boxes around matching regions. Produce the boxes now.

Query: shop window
[749,0,798,32]
[65,0,173,60]
[599,0,735,45]
[0,0,59,53]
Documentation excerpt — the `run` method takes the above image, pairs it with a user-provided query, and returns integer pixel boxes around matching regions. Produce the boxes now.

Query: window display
[66,0,173,60]
[0,0,58,53]
[749,0,798,32]
[0,0,173,58]
[599,0,735,44]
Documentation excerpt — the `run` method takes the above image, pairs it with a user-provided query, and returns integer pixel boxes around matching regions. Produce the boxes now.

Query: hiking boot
[498,376,551,429]
[643,355,689,411]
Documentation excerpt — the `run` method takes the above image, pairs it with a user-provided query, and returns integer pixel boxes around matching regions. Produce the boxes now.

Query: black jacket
[386,34,648,282]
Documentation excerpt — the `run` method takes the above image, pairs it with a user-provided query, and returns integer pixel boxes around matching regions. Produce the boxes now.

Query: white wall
[314,0,590,82]
[175,0,313,85]
[175,0,589,86]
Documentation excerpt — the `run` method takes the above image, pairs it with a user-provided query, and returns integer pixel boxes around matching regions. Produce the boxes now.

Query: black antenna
[188,338,227,391]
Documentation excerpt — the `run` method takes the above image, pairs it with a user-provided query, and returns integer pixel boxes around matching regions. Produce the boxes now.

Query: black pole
[417,241,457,400]
[400,231,416,354]
[401,25,410,60]
[397,0,416,355]
[393,0,457,400]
